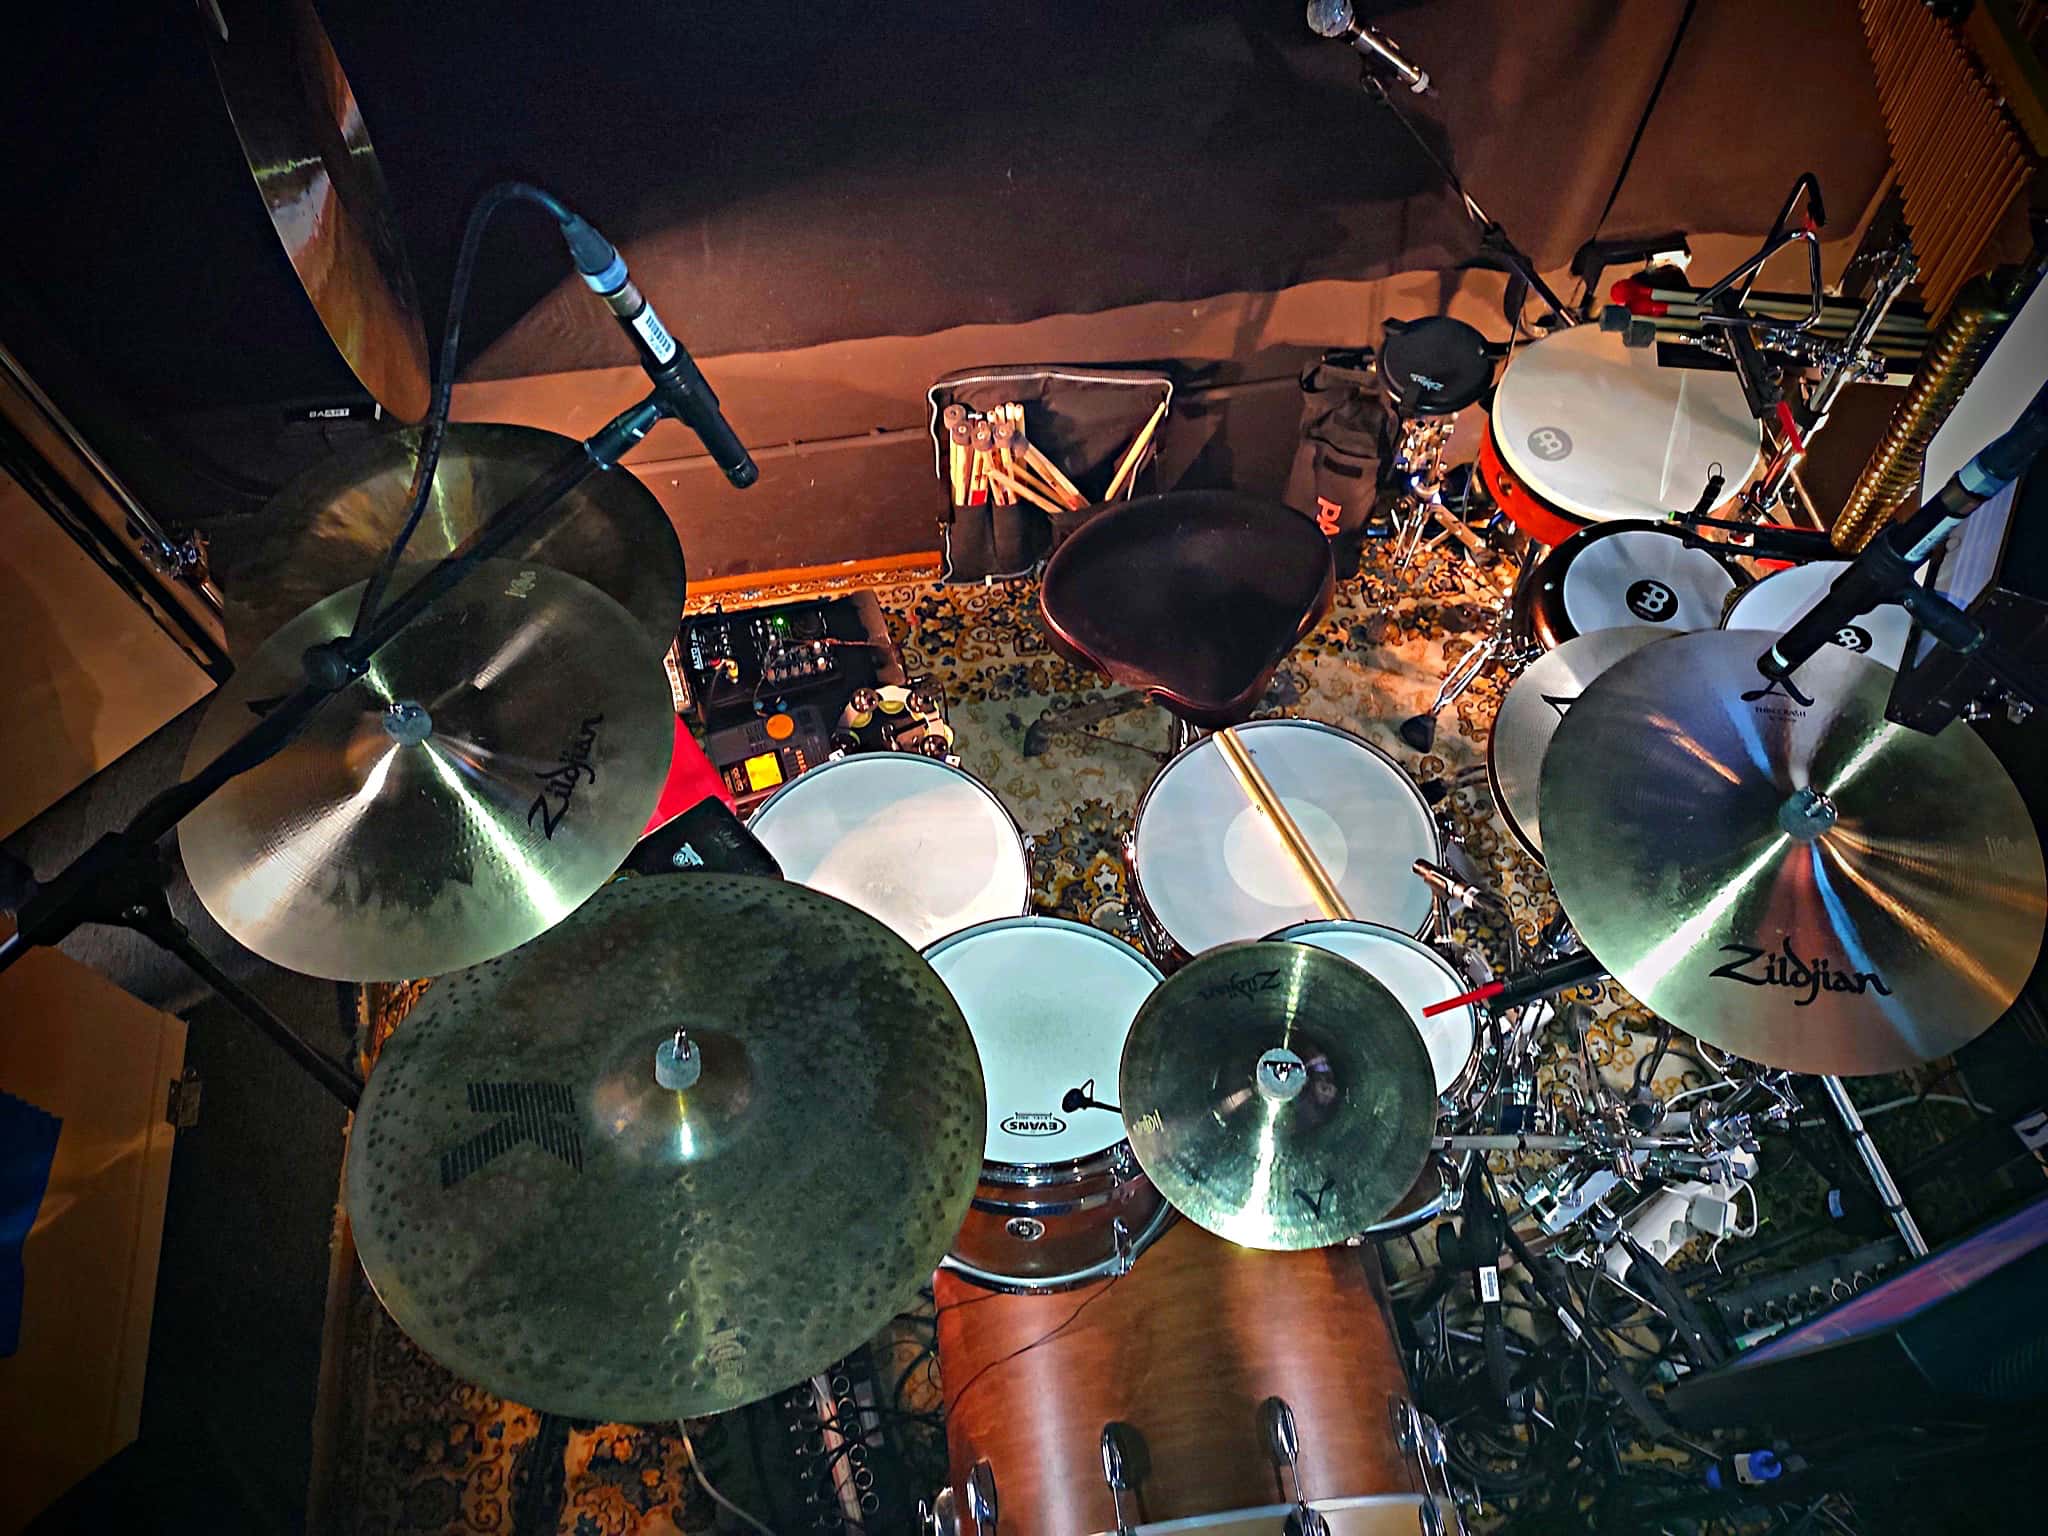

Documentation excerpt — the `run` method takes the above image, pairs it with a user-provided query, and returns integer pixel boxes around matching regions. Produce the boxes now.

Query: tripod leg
[1820,1074,1927,1257]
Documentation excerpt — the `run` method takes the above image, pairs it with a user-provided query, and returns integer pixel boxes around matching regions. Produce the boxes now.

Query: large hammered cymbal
[1488,627,1666,859]
[178,561,673,981]
[1120,942,1437,1251]
[1541,630,2046,1074]
[213,423,686,660]
[200,0,430,420]
[344,874,986,1421]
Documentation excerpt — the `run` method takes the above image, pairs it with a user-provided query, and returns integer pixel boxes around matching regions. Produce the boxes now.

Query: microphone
[1305,0,1432,94]
[558,215,759,488]
[1758,376,2048,683]
[1412,857,1482,910]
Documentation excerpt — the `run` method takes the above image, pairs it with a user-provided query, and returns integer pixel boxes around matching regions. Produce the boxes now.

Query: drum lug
[1391,1399,1465,1536]
[966,1459,999,1536]
[922,1487,960,1536]
[1109,1216,1134,1275]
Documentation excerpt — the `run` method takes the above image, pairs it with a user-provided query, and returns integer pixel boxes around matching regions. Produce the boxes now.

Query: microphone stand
[1357,73,1576,330]
[0,393,670,1108]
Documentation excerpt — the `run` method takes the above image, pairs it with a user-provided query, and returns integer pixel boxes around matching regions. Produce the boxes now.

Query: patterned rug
[314,542,1949,1534]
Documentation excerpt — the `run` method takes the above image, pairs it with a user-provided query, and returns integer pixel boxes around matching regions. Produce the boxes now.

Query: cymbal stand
[1819,1075,1928,1258]
[0,394,670,1107]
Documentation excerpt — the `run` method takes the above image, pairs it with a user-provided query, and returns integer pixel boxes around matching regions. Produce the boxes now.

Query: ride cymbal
[1119,942,1437,1250]
[178,560,672,981]
[345,874,986,1421]
[199,0,430,420]
[1541,630,2046,1074]
[212,423,686,660]
[1488,627,1665,859]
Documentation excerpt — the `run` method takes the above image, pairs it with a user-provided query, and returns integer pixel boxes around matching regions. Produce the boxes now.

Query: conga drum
[934,1221,1428,1534]
[1480,324,1761,547]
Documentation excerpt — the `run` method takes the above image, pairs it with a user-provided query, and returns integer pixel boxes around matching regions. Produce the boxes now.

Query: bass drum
[935,1221,1425,1536]
[1513,520,1747,651]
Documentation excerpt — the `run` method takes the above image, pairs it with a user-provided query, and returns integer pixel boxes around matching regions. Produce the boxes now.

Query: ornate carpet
[313,544,1963,1534]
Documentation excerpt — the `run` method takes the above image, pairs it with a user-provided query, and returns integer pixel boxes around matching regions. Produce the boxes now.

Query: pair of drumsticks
[943,399,1169,514]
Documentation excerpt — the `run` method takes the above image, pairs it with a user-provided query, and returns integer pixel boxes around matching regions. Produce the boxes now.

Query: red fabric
[645,717,733,834]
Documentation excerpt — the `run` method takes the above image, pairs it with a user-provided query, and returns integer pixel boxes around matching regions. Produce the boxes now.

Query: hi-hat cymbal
[1119,941,1437,1250]
[1541,630,2046,1074]
[199,0,430,421]
[211,424,686,660]
[178,560,673,981]
[1488,627,1665,859]
[345,874,986,1421]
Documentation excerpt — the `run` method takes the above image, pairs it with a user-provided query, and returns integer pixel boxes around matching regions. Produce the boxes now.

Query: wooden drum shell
[935,1220,1416,1535]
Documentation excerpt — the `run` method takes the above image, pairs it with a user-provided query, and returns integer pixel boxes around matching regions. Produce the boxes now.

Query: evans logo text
[1000,1113,1066,1137]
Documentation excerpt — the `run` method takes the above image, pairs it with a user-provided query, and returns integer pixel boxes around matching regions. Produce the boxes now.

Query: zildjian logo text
[1708,938,1892,1008]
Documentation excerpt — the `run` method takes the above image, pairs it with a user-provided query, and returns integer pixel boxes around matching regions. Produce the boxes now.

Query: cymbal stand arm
[0,395,662,997]
[1819,1074,1928,1258]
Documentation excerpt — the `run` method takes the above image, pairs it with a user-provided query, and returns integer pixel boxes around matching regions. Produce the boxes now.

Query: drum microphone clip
[1061,1079,1122,1116]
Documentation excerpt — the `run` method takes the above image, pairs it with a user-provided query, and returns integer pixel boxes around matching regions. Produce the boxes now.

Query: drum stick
[986,466,1067,518]
[1103,400,1169,501]
[1019,438,1088,509]
[1213,727,1354,921]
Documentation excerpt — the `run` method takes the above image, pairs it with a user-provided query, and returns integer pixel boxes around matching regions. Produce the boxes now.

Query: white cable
[679,1425,779,1536]
[1663,1080,1738,1111]
[1795,1091,1986,1127]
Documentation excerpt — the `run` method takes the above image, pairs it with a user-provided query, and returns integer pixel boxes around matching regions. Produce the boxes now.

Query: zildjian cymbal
[1487,626,1665,859]
[1541,630,2046,1074]
[198,0,430,420]
[345,874,986,1421]
[1118,941,1437,1250]
[211,424,686,661]
[178,560,673,981]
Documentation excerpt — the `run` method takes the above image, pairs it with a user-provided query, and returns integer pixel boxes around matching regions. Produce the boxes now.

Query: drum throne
[1037,491,1336,734]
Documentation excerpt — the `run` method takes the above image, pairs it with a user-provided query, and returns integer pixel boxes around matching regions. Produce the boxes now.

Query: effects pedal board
[671,592,907,809]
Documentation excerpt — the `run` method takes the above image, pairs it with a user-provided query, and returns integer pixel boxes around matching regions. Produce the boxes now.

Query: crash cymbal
[1487,627,1665,859]
[345,874,985,1421]
[1119,941,1436,1250]
[212,423,686,660]
[199,0,430,421]
[178,560,672,981]
[1541,630,2046,1074]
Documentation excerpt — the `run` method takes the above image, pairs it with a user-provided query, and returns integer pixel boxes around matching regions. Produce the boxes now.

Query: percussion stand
[0,393,672,1109]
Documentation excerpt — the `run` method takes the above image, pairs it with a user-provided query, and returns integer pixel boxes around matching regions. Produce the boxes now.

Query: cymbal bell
[345,874,986,1421]
[199,0,430,420]
[210,423,686,661]
[1541,630,2046,1074]
[178,560,674,981]
[1119,941,1437,1250]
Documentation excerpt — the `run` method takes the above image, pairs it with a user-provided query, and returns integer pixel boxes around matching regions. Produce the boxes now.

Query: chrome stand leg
[1821,1074,1929,1257]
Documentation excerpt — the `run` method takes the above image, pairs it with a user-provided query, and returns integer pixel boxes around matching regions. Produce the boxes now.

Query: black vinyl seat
[1038,490,1336,728]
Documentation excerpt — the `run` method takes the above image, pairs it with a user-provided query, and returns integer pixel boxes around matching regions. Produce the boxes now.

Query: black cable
[348,180,577,639]
[1587,1,1698,244]
[943,1270,1129,1410]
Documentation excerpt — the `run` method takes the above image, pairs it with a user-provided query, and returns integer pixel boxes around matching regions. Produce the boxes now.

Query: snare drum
[1513,520,1747,650]
[1130,721,1439,959]
[1721,559,1915,669]
[746,753,1030,950]
[1480,323,1761,546]
[925,917,1172,1291]
[935,1220,1426,1536]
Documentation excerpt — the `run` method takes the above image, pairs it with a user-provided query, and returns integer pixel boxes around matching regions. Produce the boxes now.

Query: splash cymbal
[211,423,686,660]
[1540,630,2046,1074]
[345,874,986,1421]
[178,560,673,981]
[199,0,430,420]
[1119,941,1437,1250]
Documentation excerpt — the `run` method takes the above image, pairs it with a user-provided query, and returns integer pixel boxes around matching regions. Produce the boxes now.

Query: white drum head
[1561,527,1737,638]
[1723,559,1914,669]
[924,918,1161,1166]
[747,754,1029,950]
[1134,721,1438,952]
[1492,325,1760,522]
[1269,921,1476,1094]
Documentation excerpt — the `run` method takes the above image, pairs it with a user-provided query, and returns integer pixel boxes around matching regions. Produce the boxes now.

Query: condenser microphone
[1306,0,1432,94]
[557,214,759,488]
